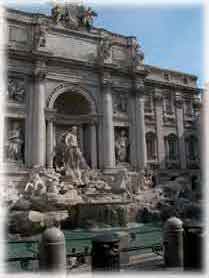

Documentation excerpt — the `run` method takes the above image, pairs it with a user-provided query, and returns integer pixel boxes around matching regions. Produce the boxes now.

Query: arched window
[165,134,178,160]
[185,135,198,160]
[146,132,157,160]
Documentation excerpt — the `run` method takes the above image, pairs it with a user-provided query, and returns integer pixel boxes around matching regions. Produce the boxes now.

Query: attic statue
[51,2,97,31]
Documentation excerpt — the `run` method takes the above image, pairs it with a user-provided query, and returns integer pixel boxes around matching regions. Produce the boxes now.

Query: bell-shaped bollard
[163,217,184,269]
[39,226,66,273]
[91,233,120,272]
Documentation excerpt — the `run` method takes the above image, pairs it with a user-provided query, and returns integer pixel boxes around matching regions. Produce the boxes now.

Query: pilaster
[135,81,147,170]
[175,92,186,169]
[101,72,115,170]
[46,119,54,168]
[154,88,166,168]
[90,122,97,169]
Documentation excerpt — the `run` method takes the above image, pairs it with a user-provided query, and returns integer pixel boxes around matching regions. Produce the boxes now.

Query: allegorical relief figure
[6,121,24,163]
[7,78,25,103]
[115,129,129,163]
[113,93,128,114]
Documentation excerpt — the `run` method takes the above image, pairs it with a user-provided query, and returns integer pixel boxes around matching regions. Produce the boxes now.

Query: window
[164,73,170,81]
[184,100,193,116]
[183,76,188,84]
[164,94,173,114]
[186,135,198,160]
[165,134,178,160]
[146,132,157,160]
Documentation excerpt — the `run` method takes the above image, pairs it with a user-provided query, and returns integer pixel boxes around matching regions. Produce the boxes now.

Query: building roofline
[145,64,198,80]
[4,6,136,41]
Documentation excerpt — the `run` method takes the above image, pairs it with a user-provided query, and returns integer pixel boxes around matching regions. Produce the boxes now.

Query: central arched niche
[52,89,94,167]
[54,92,91,115]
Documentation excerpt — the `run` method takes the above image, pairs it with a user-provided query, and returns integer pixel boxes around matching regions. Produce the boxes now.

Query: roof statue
[51,1,97,31]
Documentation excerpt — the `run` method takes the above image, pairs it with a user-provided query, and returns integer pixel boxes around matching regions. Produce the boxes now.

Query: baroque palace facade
[3,5,202,185]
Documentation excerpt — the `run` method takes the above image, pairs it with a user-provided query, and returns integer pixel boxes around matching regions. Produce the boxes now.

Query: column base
[102,168,118,174]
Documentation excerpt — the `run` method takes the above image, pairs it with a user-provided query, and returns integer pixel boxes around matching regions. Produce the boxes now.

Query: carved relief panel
[113,92,128,117]
[7,77,25,103]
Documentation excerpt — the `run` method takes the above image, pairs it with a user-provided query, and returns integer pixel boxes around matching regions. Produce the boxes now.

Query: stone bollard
[183,221,203,270]
[163,217,184,269]
[91,233,120,272]
[115,231,129,266]
[39,226,66,273]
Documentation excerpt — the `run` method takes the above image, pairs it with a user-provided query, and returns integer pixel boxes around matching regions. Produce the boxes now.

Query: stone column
[155,89,166,168]
[25,76,34,168]
[135,83,147,170]
[102,75,115,170]
[90,122,97,169]
[175,92,186,169]
[32,62,46,167]
[129,95,137,169]
[46,119,54,168]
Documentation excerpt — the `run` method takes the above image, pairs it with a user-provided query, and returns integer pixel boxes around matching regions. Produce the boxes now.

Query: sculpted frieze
[113,92,128,114]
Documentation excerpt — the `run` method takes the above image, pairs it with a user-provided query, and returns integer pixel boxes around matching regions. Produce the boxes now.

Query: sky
[3,1,204,87]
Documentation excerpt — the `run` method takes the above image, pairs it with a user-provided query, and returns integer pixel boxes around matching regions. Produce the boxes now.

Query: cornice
[145,79,201,94]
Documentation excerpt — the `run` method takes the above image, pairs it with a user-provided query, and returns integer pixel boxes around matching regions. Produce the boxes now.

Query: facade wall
[4,8,201,176]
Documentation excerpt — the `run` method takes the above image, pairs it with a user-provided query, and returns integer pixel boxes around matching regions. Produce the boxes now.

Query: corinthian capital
[175,92,183,108]
[101,72,112,87]
[154,88,163,102]
[34,61,47,81]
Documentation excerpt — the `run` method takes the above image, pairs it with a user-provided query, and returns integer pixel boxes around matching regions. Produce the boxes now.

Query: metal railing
[5,228,162,272]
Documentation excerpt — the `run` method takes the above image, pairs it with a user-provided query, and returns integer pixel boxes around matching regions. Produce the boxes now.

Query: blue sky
[5,2,204,87]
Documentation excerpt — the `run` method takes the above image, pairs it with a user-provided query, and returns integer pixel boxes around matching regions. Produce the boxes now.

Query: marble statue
[115,129,129,163]
[24,170,46,197]
[143,168,154,190]
[51,2,97,31]
[64,126,84,185]
[6,122,24,162]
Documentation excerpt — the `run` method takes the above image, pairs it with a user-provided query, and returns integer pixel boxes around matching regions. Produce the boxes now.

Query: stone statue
[143,168,154,190]
[115,129,129,163]
[51,2,97,31]
[51,2,66,24]
[24,171,46,197]
[6,122,24,162]
[63,126,84,185]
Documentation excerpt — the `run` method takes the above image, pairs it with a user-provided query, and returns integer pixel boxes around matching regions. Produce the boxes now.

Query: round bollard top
[93,233,120,244]
[42,227,65,243]
[164,217,183,232]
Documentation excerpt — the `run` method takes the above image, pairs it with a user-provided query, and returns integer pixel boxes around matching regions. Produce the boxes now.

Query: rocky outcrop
[134,175,202,223]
